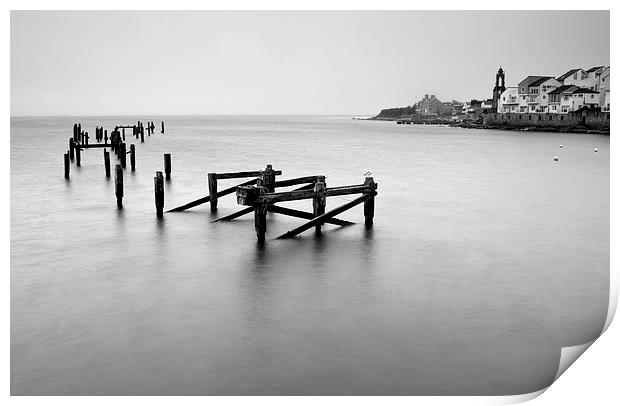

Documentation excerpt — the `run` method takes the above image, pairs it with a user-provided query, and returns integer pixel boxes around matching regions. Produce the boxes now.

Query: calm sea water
[10,116,609,395]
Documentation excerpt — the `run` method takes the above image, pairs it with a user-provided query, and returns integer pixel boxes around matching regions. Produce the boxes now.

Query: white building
[517,76,547,112]
[548,85,578,113]
[572,88,600,110]
[586,66,606,92]
[517,76,561,113]
[558,68,592,88]
[599,67,610,112]
[558,66,607,91]
[497,87,518,113]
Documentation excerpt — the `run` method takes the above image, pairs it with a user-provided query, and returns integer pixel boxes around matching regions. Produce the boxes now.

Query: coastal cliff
[373,106,417,120]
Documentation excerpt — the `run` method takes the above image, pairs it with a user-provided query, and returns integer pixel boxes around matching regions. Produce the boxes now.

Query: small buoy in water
[559,144,563,148]
[554,156,559,161]
[594,148,598,152]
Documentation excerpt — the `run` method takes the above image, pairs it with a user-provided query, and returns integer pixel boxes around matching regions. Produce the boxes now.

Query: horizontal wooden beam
[268,205,354,226]
[215,170,282,180]
[273,176,322,188]
[276,194,370,239]
[167,178,258,212]
[259,184,375,204]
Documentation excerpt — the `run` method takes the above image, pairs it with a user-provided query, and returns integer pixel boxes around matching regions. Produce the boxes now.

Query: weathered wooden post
[313,177,326,234]
[208,173,218,211]
[164,154,171,179]
[161,121,165,133]
[363,177,376,228]
[119,143,127,168]
[64,152,70,179]
[75,145,81,167]
[115,164,123,208]
[261,164,276,193]
[130,144,136,171]
[77,123,81,141]
[154,171,164,217]
[104,130,108,144]
[85,133,89,145]
[104,149,110,178]
[69,138,75,160]
[254,189,267,243]
[73,123,78,141]
[122,128,125,141]
[140,129,144,143]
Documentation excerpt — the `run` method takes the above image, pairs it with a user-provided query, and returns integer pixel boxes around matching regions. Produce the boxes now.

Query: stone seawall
[483,111,610,131]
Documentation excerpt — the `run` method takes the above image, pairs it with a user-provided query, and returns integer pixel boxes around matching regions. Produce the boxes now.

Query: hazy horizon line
[10,113,376,118]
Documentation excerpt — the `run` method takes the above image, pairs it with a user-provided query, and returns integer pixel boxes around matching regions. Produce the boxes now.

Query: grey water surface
[10,116,609,395]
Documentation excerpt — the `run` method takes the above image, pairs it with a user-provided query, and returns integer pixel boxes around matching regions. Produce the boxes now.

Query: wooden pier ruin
[62,122,377,243]
[64,120,166,207]
[167,164,377,243]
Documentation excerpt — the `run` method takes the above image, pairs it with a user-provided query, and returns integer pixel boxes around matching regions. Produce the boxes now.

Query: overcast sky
[11,10,609,116]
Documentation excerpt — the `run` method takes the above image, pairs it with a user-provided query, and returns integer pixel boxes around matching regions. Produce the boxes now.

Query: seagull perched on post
[363,170,373,177]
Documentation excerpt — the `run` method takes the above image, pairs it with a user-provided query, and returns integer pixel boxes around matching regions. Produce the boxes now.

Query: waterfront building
[572,88,600,110]
[587,66,606,91]
[481,99,494,113]
[548,85,578,113]
[517,76,548,112]
[558,67,603,91]
[462,99,483,115]
[548,86,599,113]
[497,87,518,113]
[599,67,610,112]
[415,94,454,116]
[517,76,561,113]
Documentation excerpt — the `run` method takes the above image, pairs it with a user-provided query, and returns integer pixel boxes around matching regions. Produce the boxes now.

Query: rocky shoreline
[450,122,610,135]
[366,116,610,135]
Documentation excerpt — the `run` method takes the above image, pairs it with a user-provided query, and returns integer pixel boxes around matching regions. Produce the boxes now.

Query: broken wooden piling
[313,178,326,234]
[207,173,218,211]
[363,177,376,227]
[119,143,127,169]
[154,171,164,217]
[69,138,75,160]
[130,144,135,171]
[104,149,110,178]
[75,144,81,166]
[254,188,267,243]
[115,164,123,208]
[64,153,70,179]
[161,121,165,133]
[164,154,171,179]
